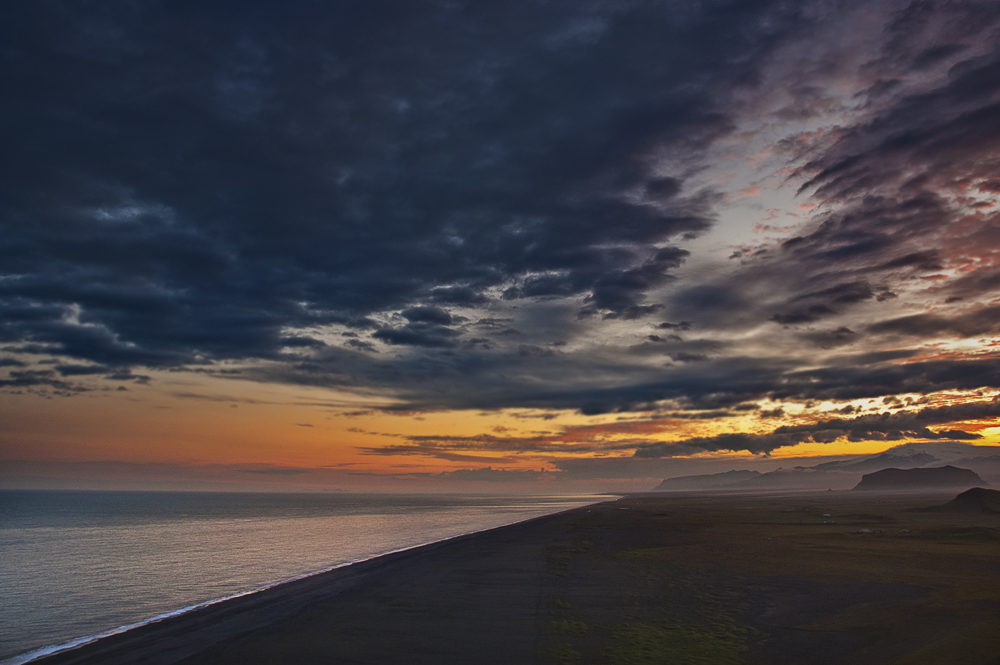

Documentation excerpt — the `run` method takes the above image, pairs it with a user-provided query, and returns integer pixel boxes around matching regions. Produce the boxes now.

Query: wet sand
[32,492,1000,665]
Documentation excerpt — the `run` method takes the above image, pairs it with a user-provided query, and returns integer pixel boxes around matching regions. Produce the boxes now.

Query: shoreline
[7,500,605,665]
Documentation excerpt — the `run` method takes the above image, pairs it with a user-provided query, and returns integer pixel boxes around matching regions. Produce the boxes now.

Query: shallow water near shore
[0,490,599,663]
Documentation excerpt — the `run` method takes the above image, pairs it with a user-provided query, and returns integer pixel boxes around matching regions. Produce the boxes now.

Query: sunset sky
[4,0,1000,492]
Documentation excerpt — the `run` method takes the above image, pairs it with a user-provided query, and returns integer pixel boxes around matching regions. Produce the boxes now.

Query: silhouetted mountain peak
[853,466,986,491]
[941,487,1000,514]
[652,469,760,491]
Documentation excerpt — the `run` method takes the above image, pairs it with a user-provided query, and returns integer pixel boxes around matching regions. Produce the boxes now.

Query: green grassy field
[537,492,1000,665]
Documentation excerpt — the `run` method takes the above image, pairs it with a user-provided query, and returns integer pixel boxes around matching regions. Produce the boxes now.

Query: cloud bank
[4,0,1000,422]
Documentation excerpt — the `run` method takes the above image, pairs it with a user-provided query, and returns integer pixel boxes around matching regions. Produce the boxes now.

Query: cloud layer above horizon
[5,0,1000,461]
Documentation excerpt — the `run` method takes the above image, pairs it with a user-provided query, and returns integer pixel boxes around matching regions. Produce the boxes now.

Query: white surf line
[2,500,604,665]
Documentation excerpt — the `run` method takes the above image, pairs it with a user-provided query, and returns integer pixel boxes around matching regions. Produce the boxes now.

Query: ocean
[0,490,600,664]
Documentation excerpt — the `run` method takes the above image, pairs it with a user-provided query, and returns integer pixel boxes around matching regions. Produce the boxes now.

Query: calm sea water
[0,490,599,663]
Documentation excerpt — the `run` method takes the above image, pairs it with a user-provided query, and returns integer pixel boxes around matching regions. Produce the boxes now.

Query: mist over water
[0,490,598,662]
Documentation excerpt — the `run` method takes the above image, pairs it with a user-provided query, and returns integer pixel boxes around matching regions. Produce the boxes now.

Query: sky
[4,0,1000,492]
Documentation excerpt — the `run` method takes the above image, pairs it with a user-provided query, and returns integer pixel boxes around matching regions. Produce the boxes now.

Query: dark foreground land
[36,492,1000,665]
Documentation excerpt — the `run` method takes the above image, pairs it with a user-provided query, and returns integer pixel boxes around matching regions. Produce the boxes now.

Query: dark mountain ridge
[936,487,1000,514]
[651,443,1000,492]
[852,466,986,492]
[912,487,1000,514]
[652,469,760,491]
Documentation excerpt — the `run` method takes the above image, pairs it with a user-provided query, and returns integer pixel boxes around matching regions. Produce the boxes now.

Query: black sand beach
[32,492,1000,665]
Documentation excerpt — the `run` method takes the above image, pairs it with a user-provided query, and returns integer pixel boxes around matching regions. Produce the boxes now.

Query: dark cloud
[429,286,488,306]
[372,322,460,348]
[799,326,856,349]
[356,418,689,460]
[357,433,627,460]
[241,468,313,476]
[242,341,1000,417]
[5,0,1000,419]
[352,397,1000,463]
[280,336,326,349]
[438,467,550,482]
[635,432,796,457]
[0,369,87,393]
[401,306,454,326]
[635,399,1000,457]
[6,0,782,372]
[55,364,116,376]
[669,352,709,363]
[867,306,1000,339]
[344,338,378,353]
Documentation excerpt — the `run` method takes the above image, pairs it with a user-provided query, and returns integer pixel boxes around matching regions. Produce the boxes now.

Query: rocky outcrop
[939,487,1000,514]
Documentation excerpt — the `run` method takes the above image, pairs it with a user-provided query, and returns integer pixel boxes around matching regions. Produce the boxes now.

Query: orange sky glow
[4,0,1000,493]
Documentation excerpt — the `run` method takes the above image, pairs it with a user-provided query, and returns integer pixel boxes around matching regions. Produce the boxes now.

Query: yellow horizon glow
[3,369,998,482]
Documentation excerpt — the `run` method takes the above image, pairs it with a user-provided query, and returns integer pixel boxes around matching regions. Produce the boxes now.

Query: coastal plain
[34,492,1000,665]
